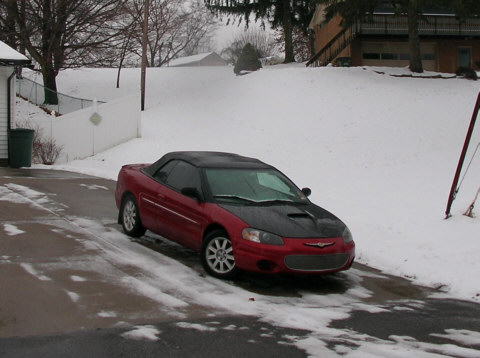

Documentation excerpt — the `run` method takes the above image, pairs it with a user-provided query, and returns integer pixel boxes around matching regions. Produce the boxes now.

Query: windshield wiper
[214,195,257,204]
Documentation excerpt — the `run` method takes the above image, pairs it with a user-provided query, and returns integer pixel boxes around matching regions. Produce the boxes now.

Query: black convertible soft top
[143,151,273,176]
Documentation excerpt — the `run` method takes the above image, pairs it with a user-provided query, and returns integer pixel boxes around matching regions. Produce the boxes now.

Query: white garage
[0,41,30,166]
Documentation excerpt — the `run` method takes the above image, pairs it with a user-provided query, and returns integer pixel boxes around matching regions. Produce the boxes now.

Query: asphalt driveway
[1,167,480,358]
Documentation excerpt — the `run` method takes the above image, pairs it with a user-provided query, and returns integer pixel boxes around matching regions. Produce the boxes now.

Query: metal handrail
[307,14,480,68]
[360,14,480,36]
[306,22,359,67]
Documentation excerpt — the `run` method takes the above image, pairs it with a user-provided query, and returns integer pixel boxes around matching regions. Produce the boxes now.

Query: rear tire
[201,230,238,279]
[120,194,146,237]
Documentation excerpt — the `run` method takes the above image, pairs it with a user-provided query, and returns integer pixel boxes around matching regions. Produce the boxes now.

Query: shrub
[15,120,63,165]
[33,133,62,165]
[234,43,262,75]
[456,67,478,81]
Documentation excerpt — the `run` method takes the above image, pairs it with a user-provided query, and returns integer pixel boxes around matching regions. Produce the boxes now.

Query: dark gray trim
[0,59,31,66]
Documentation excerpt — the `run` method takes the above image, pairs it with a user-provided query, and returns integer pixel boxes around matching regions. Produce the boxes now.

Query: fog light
[257,260,277,272]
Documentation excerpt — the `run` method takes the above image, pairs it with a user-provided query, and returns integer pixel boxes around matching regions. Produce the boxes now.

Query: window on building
[381,53,398,60]
[363,53,380,60]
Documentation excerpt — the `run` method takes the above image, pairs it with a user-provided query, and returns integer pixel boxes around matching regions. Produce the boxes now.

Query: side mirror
[181,187,203,201]
[301,187,312,197]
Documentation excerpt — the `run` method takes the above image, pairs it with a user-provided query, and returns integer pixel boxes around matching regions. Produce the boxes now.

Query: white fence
[30,93,141,164]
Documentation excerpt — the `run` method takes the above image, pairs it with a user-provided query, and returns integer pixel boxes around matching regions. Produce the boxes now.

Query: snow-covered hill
[20,64,480,302]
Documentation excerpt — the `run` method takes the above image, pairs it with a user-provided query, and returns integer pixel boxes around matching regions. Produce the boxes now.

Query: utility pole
[445,91,480,218]
[141,0,149,111]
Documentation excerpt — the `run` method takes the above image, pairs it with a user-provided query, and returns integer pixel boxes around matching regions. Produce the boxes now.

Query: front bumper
[233,236,355,274]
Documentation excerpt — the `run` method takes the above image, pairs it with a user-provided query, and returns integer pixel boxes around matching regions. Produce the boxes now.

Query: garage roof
[0,41,30,66]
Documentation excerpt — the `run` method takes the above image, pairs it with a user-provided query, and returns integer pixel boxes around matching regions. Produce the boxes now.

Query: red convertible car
[115,151,355,279]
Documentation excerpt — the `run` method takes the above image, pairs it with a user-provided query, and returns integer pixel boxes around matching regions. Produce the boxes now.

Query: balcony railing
[360,14,480,37]
[306,23,360,67]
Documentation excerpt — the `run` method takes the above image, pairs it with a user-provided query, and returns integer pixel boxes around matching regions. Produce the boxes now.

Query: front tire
[120,194,146,237]
[201,230,238,279]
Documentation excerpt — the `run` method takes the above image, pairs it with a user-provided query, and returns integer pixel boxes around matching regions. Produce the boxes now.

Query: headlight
[343,227,353,244]
[242,228,284,246]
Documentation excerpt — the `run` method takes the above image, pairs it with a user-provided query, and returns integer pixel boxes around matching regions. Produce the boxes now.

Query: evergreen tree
[205,0,317,63]
[234,43,262,74]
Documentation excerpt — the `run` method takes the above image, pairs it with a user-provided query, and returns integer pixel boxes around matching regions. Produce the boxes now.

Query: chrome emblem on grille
[304,242,335,249]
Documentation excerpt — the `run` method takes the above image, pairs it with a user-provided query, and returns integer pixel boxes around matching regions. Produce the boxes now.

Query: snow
[121,325,161,341]
[3,223,25,236]
[175,322,218,331]
[20,263,51,281]
[70,275,87,282]
[0,40,29,61]
[16,64,480,307]
[97,311,117,318]
[431,329,480,346]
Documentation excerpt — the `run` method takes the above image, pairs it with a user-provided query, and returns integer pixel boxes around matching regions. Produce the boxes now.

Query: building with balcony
[307,5,480,73]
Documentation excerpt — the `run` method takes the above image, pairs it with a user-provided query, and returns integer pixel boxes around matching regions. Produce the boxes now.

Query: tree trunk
[408,0,423,73]
[117,60,123,89]
[43,64,59,105]
[282,0,295,63]
[5,0,17,48]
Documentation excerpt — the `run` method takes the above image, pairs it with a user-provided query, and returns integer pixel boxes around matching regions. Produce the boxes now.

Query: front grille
[284,254,349,272]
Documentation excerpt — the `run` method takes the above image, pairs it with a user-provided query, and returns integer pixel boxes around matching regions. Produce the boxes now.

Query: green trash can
[335,57,352,67]
[8,128,35,168]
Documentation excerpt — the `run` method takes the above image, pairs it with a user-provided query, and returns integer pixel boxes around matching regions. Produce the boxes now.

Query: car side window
[153,160,177,183]
[165,161,202,194]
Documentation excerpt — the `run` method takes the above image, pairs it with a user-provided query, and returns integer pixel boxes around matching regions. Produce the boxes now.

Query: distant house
[168,52,227,67]
[0,41,30,166]
[307,4,480,73]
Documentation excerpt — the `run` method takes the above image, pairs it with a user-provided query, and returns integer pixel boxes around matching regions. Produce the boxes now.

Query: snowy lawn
[19,64,480,302]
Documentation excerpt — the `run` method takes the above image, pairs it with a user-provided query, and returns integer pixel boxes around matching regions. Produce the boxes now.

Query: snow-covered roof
[0,40,30,65]
[168,52,226,67]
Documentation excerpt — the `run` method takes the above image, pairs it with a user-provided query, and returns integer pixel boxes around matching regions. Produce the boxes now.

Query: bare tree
[0,0,128,104]
[221,28,277,65]
[125,0,218,67]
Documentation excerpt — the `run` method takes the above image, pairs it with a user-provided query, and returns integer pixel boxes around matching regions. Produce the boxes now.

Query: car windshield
[205,168,309,205]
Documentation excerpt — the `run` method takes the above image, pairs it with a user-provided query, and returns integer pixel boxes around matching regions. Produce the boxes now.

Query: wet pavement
[1,168,479,357]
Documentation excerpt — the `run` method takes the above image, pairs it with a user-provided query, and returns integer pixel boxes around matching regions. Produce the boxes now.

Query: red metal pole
[141,0,149,111]
[445,91,480,218]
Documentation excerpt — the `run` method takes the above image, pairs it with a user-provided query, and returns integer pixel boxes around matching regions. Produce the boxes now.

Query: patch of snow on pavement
[79,184,108,190]
[65,290,80,303]
[430,329,480,347]
[0,185,31,204]
[97,310,117,318]
[3,223,25,236]
[121,325,161,341]
[175,322,218,332]
[70,275,87,282]
[20,263,51,281]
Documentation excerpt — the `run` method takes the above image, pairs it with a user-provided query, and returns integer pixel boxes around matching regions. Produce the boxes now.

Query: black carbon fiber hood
[220,203,346,238]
